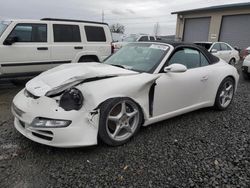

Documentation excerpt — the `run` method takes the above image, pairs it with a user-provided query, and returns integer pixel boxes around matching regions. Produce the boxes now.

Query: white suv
[195,42,240,65]
[0,18,112,79]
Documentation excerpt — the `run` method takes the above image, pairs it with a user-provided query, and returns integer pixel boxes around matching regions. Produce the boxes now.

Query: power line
[105,14,173,20]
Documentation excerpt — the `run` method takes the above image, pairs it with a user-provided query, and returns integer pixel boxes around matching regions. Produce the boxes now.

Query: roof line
[41,18,109,25]
[171,2,250,14]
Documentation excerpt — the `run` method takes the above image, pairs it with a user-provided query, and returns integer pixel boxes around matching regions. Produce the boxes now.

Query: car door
[50,23,82,64]
[0,23,50,75]
[220,43,232,63]
[153,47,211,117]
[210,43,223,60]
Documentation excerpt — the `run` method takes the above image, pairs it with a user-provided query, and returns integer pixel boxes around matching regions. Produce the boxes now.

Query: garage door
[183,17,211,42]
[220,14,250,49]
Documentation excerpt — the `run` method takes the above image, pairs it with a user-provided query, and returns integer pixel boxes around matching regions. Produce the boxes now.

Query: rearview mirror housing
[211,49,218,53]
[164,64,187,73]
[3,36,18,45]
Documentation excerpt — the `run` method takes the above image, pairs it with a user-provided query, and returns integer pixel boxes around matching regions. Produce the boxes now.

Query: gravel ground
[0,66,250,188]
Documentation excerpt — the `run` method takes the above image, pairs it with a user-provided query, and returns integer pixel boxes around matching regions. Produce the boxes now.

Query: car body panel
[12,42,239,147]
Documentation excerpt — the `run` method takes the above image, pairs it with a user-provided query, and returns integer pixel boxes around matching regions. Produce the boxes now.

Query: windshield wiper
[109,64,127,69]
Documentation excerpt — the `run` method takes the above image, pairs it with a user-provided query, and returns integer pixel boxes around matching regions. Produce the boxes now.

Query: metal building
[172,3,250,49]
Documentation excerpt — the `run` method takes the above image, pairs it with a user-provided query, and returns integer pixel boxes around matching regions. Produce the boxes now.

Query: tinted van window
[8,24,47,42]
[85,26,106,42]
[53,24,81,42]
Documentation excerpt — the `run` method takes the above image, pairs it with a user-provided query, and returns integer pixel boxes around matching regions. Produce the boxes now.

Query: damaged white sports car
[12,42,239,147]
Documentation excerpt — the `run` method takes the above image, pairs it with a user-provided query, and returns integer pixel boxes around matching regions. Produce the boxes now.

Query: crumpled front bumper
[12,89,99,148]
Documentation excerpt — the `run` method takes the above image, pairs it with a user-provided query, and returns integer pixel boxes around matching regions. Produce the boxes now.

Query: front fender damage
[80,73,161,123]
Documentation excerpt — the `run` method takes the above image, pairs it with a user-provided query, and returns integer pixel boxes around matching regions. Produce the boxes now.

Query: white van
[0,18,112,79]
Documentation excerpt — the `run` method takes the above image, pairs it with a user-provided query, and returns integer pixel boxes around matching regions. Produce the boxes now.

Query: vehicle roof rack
[41,18,108,25]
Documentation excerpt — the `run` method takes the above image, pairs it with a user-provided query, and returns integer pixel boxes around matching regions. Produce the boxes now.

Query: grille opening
[37,130,53,136]
[32,132,53,141]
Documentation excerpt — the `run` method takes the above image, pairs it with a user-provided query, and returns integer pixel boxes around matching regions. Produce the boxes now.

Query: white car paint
[12,42,239,147]
[0,19,112,78]
[195,42,240,64]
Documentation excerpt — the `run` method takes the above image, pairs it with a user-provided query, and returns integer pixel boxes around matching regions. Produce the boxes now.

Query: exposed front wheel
[214,77,235,110]
[98,98,143,146]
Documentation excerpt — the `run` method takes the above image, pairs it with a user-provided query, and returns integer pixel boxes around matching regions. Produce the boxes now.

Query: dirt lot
[0,66,250,188]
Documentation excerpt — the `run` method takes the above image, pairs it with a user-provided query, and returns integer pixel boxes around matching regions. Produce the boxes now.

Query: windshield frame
[104,42,170,73]
[0,21,11,37]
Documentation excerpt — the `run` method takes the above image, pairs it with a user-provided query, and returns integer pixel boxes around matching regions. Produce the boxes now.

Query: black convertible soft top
[155,41,220,64]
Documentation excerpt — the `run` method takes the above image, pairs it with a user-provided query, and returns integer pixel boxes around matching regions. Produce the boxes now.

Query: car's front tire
[98,97,143,146]
[214,77,235,110]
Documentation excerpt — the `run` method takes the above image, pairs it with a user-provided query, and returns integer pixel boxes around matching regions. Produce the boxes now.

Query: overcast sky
[0,0,249,35]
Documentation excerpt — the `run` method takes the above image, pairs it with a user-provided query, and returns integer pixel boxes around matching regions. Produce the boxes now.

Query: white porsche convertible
[12,42,239,147]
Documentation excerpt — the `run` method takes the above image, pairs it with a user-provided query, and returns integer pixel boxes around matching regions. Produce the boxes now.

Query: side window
[168,48,203,69]
[84,26,106,42]
[150,36,155,41]
[200,53,209,67]
[53,24,81,42]
[211,43,221,51]
[138,36,149,41]
[221,43,231,51]
[226,44,232,51]
[8,24,47,42]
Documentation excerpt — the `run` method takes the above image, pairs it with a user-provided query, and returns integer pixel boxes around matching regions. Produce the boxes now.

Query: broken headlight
[59,88,83,111]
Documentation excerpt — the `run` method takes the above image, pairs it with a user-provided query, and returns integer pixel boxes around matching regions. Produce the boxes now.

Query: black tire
[242,72,250,80]
[11,79,28,86]
[78,56,98,63]
[98,97,143,146]
[214,77,235,111]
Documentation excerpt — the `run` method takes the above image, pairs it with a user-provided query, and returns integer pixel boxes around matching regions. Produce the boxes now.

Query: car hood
[26,63,138,97]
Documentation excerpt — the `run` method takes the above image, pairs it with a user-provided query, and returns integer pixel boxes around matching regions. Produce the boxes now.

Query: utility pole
[102,10,104,23]
[154,22,160,37]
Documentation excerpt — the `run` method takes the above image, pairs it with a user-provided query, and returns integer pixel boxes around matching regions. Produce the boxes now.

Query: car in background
[112,34,156,52]
[242,54,250,80]
[195,42,240,65]
[241,46,250,59]
[12,42,239,147]
[0,18,112,80]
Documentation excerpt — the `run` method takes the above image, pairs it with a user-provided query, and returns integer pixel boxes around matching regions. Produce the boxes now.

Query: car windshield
[195,43,212,50]
[0,21,10,37]
[123,36,138,42]
[104,43,169,73]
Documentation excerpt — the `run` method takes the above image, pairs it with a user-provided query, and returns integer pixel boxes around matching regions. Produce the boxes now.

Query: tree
[110,23,125,34]
[153,22,160,37]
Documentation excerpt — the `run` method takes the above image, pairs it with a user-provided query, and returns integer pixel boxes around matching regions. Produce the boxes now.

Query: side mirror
[164,64,187,73]
[3,36,18,45]
[211,49,218,53]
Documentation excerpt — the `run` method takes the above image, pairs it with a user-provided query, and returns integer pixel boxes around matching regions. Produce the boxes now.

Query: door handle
[74,46,83,50]
[37,47,48,50]
[201,75,209,81]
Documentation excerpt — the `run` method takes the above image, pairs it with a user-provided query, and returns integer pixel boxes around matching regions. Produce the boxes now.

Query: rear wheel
[214,77,235,110]
[98,98,143,146]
